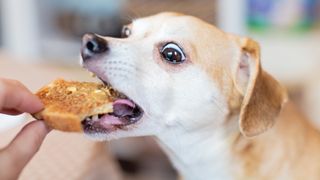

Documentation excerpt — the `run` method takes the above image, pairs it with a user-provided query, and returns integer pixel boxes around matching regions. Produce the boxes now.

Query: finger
[0,79,43,114]
[4,121,50,171]
[0,108,22,115]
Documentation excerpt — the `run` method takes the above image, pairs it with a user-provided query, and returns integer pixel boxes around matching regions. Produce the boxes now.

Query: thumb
[1,121,50,178]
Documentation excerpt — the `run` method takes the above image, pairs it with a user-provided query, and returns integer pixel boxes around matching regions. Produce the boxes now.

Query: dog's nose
[81,33,108,60]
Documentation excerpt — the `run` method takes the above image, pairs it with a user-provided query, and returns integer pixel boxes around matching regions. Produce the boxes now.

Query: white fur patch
[82,13,235,180]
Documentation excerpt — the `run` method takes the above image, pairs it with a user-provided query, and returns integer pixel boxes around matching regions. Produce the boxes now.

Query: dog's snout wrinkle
[81,33,108,61]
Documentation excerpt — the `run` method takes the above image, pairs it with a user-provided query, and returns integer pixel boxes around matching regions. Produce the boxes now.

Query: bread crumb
[67,86,77,92]
[89,72,96,77]
[94,89,102,93]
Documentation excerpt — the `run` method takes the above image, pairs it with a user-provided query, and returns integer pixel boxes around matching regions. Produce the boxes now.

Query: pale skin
[0,78,50,180]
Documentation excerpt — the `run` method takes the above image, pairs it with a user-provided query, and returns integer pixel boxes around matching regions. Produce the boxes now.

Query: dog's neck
[154,102,316,180]
[155,121,237,180]
[230,101,319,179]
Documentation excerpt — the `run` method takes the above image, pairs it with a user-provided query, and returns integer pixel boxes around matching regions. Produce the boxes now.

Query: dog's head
[80,12,287,140]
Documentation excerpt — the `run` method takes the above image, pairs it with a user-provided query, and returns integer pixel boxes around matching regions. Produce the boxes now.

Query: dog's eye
[161,43,186,64]
[121,26,131,38]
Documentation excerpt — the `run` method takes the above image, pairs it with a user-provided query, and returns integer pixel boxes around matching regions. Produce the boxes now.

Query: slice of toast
[34,79,115,132]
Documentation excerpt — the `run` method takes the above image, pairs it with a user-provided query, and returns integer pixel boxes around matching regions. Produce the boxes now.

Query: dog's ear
[232,37,288,137]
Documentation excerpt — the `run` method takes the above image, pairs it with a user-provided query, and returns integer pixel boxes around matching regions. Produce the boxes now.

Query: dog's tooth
[92,115,99,121]
[89,72,96,77]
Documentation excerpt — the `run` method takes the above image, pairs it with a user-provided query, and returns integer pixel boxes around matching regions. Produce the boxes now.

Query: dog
[80,12,320,180]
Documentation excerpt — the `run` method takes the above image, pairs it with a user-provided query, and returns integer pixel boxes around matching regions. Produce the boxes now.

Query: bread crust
[34,79,114,132]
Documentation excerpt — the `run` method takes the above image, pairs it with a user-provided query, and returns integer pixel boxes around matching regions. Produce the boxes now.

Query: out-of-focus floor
[1,122,119,180]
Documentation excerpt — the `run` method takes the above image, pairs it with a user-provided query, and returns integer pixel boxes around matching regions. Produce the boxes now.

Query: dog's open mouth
[81,80,144,134]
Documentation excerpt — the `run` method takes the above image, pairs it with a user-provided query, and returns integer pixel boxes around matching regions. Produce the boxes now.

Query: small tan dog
[80,12,320,180]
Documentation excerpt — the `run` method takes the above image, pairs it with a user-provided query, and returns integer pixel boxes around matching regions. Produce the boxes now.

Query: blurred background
[0,0,320,179]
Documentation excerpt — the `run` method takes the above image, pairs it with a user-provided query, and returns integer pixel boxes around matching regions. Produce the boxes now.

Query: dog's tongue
[100,99,135,127]
[113,99,135,116]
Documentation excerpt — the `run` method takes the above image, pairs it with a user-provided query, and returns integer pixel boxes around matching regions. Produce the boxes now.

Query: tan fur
[80,12,320,179]
[151,13,320,179]
[236,38,288,137]
[232,102,320,180]
[228,35,320,179]
[231,35,320,180]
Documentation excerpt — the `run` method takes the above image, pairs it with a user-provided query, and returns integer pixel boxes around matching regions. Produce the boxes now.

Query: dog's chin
[83,126,140,141]
[81,63,145,138]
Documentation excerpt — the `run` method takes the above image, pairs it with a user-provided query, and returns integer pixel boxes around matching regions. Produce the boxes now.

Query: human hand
[0,78,50,180]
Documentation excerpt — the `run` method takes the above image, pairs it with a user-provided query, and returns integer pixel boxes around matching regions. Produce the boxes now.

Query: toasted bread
[34,79,115,132]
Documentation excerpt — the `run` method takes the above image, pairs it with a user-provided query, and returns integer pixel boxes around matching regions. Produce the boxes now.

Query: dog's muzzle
[81,33,109,61]
[80,33,145,135]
